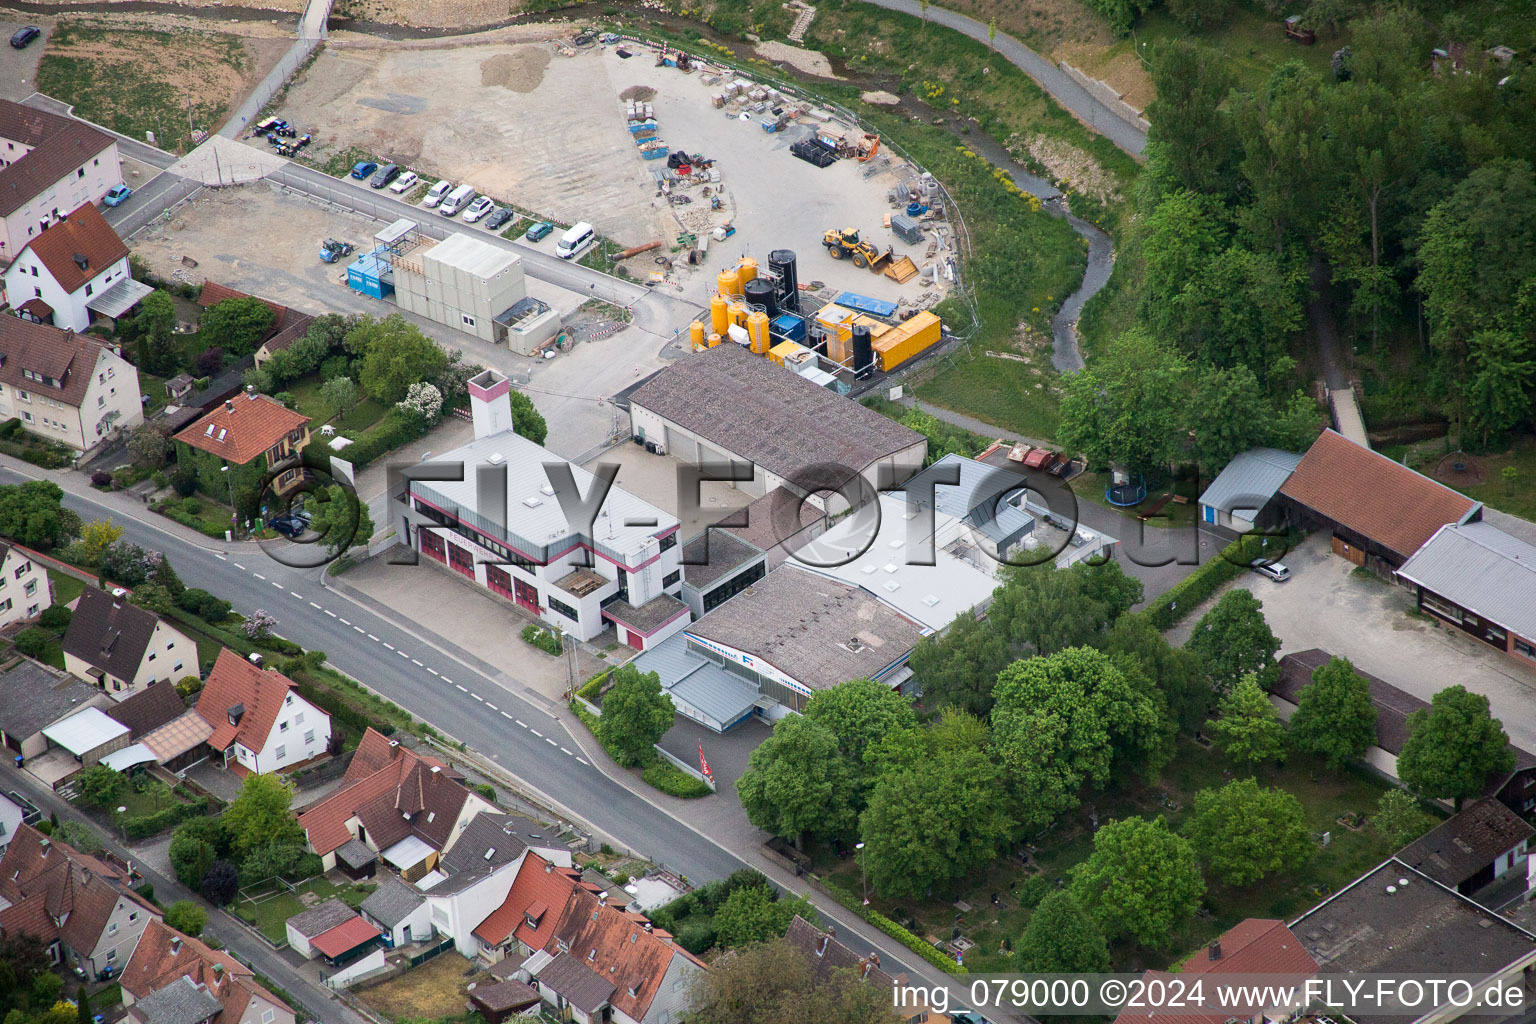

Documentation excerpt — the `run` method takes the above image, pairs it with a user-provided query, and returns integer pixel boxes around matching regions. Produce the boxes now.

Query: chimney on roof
[246,386,257,400]
[816,933,828,957]
[860,953,879,979]
[1208,941,1223,961]
[430,765,441,774]
[598,892,607,907]
[224,399,234,412]
[643,922,652,933]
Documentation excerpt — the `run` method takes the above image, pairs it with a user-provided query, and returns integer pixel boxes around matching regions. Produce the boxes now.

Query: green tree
[75,985,91,1024]
[51,820,102,856]
[169,830,215,889]
[1184,778,1312,885]
[350,314,449,404]
[1185,589,1280,693]
[804,677,915,791]
[200,859,240,906]
[127,425,172,467]
[129,582,176,615]
[993,647,1173,829]
[1234,62,1329,254]
[1464,330,1535,449]
[1145,39,1241,198]
[306,484,375,557]
[1189,364,1270,474]
[1140,188,1229,342]
[31,973,62,1010]
[0,481,74,548]
[906,611,1011,719]
[1101,613,1213,734]
[75,520,124,567]
[989,560,1143,657]
[1180,246,1303,381]
[1057,329,1188,478]
[14,627,50,659]
[860,735,1015,898]
[1070,816,1205,947]
[1210,675,1288,766]
[509,390,548,446]
[1398,685,1516,808]
[164,900,208,938]
[712,885,817,949]
[1019,890,1111,973]
[224,773,303,858]
[200,296,277,357]
[1267,391,1326,452]
[133,290,178,375]
[736,715,857,848]
[595,663,674,768]
[1289,656,1376,767]
[1372,790,1435,849]
[686,937,902,1024]
[318,376,360,421]
[1165,0,1228,30]
[74,765,123,808]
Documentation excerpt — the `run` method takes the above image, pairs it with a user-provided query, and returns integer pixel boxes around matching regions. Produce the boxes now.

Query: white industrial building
[625,344,928,503]
[403,370,688,647]
[388,230,559,352]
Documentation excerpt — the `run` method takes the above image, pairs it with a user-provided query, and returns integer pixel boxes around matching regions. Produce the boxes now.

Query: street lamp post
[115,806,128,844]
[856,841,868,905]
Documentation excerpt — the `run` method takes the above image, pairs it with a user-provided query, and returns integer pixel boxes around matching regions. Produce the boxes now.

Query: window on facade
[26,604,37,617]
[279,721,289,733]
[304,730,315,744]
[147,652,156,661]
[1421,592,1465,625]
[24,580,36,596]
[77,168,84,178]
[275,744,286,760]
[461,314,476,328]
[1488,625,1508,645]
[662,570,680,588]
[547,596,578,621]
[295,711,303,724]
[659,532,677,552]
[1515,638,1536,662]
[107,923,117,936]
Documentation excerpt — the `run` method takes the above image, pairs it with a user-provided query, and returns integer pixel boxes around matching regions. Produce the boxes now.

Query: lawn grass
[287,375,386,432]
[359,950,484,1021]
[106,776,188,820]
[233,877,375,946]
[48,569,85,608]
[1133,7,1346,96]
[1073,469,1202,530]
[1439,434,1536,523]
[36,21,248,149]
[912,346,1063,440]
[818,739,1412,972]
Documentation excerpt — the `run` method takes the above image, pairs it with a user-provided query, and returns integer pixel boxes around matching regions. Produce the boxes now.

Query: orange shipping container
[873,311,942,371]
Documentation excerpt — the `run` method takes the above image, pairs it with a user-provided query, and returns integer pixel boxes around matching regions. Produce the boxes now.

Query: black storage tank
[743,276,778,318]
[852,324,874,380]
[768,249,799,312]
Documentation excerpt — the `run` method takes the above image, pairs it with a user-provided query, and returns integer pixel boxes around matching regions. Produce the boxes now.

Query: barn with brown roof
[1279,429,1482,572]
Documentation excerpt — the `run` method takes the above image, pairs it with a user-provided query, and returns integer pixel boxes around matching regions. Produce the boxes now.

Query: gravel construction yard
[275,35,952,308]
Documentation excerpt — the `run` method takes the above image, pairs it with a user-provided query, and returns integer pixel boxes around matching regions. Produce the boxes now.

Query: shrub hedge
[122,794,215,840]
[155,500,228,539]
[570,703,710,799]
[814,875,965,974]
[521,624,562,656]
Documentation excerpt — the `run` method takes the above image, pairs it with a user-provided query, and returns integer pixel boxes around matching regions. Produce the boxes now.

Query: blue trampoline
[1106,474,1147,507]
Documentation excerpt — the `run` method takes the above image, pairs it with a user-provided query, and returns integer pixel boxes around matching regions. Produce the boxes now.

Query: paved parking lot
[0,21,49,102]
[1170,532,1536,750]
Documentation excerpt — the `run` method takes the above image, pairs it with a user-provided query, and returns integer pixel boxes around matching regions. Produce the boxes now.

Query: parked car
[484,207,515,231]
[350,160,378,180]
[462,196,496,223]
[9,26,40,48]
[1252,561,1292,582]
[438,184,476,217]
[388,170,420,194]
[103,185,133,208]
[270,510,312,538]
[422,179,452,207]
[555,221,596,259]
[525,220,554,242]
[369,163,401,189]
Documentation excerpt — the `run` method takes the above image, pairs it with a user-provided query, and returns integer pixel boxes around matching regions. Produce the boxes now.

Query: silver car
[1252,561,1292,582]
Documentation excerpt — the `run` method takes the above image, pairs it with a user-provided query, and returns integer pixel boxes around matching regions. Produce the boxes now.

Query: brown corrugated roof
[174,391,310,466]
[0,315,109,410]
[0,100,115,216]
[1280,430,1480,561]
[17,202,129,293]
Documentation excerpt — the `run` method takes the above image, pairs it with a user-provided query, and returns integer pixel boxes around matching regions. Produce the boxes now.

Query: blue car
[103,185,132,207]
[350,161,378,180]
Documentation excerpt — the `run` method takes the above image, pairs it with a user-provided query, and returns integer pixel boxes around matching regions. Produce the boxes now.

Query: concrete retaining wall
[1057,62,1151,134]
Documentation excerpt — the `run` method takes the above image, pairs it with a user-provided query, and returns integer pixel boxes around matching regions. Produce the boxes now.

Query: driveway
[0,22,48,102]
[1169,533,1536,751]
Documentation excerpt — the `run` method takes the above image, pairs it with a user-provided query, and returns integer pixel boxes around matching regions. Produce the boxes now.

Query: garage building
[626,344,927,502]
[1397,521,1536,671]
[1197,447,1303,531]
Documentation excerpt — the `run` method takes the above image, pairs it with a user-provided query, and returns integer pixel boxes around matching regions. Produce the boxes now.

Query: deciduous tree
[1289,656,1376,767]
[200,296,277,357]
[1185,589,1280,693]
[907,611,1012,719]
[1018,890,1111,973]
[804,677,916,791]
[1210,675,1288,766]
[350,315,449,404]
[1057,329,1188,478]
[596,663,674,768]
[1184,778,1312,885]
[164,900,208,938]
[318,377,359,420]
[1372,790,1435,849]
[736,716,856,848]
[224,773,303,858]
[306,484,375,557]
[1398,685,1516,809]
[687,937,901,1024]
[1070,816,1205,947]
[1102,613,1213,734]
[712,885,817,949]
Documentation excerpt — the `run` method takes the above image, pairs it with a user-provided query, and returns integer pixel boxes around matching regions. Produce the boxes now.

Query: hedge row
[521,624,562,656]
[123,794,214,840]
[813,874,965,974]
[1144,541,1247,630]
[289,664,399,738]
[570,703,710,799]
[575,671,608,702]
[335,407,424,469]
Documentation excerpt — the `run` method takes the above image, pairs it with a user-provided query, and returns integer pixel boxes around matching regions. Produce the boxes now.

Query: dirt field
[358,952,484,1021]
[333,0,513,29]
[36,17,291,147]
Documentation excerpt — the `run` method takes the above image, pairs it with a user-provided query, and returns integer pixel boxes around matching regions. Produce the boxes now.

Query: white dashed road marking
[411,659,422,666]
[560,747,573,756]
[530,729,543,738]
[232,563,245,570]
[427,667,439,676]
[290,591,303,599]
[544,738,558,747]
[485,703,498,711]
[309,602,322,610]
[253,573,266,580]
[455,684,468,693]
[397,651,409,659]
[324,610,336,618]
[367,634,379,641]
[516,720,527,729]
[500,711,513,720]
[339,618,350,626]
[354,626,366,633]
[576,757,589,766]
[215,553,226,560]
[471,693,483,702]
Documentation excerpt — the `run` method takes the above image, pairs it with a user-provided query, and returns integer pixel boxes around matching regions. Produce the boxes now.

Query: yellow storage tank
[708,332,723,347]
[747,310,771,355]
[709,295,729,335]
[873,311,943,371]
[717,267,740,297]
[738,256,758,287]
[690,321,706,350]
[729,301,750,328]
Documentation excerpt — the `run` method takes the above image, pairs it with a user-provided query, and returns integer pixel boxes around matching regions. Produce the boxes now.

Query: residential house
[173,389,312,499]
[1291,859,1536,1024]
[0,100,121,259]
[296,728,495,877]
[0,658,109,761]
[103,679,188,742]
[0,791,24,856]
[402,370,686,646]
[358,877,429,949]
[0,541,51,625]
[0,315,142,452]
[1279,428,1481,574]
[193,649,331,774]
[197,282,315,370]
[784,916,946,1023]
[1112,919,1318,1024]
[472,851,586,963]
[121,918,296,1024]
[1396,799,1532,899]
[62,586,197,699]
[0,823,161,979]
[39,705,130,770]
[1,201,149,332]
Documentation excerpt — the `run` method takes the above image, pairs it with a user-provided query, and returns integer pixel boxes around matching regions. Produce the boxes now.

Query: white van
[555,221,595,259]
[422,180,452,207]
[439,184,476,216]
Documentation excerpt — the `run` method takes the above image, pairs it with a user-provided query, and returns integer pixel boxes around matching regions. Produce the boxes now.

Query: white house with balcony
[402,370,688,648]
[2,201,149,333]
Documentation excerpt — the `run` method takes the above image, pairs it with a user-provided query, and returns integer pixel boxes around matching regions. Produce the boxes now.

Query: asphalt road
[0,762,374,1024]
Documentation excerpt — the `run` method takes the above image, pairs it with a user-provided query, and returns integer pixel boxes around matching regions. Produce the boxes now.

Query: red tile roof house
[0,100,122,261]
[121,918,295,1024]
[297,728,497,880]
[0,823,161,981]
[1,200,151,333]
[0,314,144,453]
[173,389,313,500]
[474,852,707,1024]
[194,649,331,775]
[197,282,316,371]
[1113,919,1318,1024]
[1279,428,1481,574]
